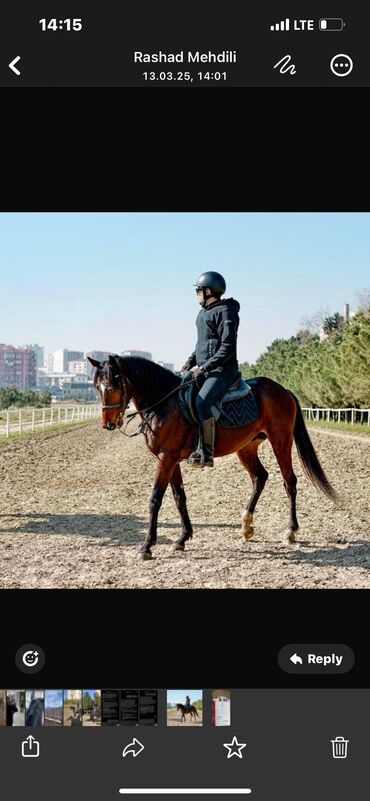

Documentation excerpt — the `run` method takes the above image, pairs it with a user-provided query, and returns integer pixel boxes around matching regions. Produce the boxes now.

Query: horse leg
[170,463,193,552]
[139,454,176,560]
[237,444,268,541]
[269,435,299,544]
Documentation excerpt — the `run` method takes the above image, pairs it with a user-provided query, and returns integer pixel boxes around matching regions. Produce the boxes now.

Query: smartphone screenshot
[0,211,369,799]
[1,1,369,85]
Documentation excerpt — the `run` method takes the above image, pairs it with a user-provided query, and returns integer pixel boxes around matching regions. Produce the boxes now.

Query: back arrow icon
[9,56,21,75]
[290,653,303,665]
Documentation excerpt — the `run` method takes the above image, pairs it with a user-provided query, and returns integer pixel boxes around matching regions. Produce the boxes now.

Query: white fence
[0,404,101,437]
[302,407,370,426]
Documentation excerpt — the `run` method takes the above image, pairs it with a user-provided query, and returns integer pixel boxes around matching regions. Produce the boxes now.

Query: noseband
[99,372,127,412]
[101,401,125,410]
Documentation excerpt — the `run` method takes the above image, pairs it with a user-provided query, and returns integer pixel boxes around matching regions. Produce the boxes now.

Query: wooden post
[6,412,10,438]
[32,410,35,431]
[351,409,354,426]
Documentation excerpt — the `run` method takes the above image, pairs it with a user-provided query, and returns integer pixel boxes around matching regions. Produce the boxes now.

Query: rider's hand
[191,365,203,378]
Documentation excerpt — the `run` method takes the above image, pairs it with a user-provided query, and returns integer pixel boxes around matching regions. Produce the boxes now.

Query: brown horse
[176,703,199,722]
[88,355,336,560]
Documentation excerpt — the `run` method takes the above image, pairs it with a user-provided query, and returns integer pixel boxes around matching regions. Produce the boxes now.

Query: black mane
[114,356,181,407]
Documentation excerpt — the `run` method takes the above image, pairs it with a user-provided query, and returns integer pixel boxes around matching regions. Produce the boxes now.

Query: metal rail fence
[302,407,370,426]
[0,404,101,437]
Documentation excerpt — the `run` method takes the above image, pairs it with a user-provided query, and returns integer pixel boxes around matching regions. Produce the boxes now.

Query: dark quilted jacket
[184,297,240,374]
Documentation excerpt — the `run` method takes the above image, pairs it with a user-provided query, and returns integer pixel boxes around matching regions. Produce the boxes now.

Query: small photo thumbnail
[25,690,44,726]
[0,690,6,726]
[6,690,25,726]
[83,690,101,726]
[212,689,231,726]
[101,689,120,726]
[63,690,83,726]
[44,690,63,726]
[167,690,203,726]
[139,689,158,726]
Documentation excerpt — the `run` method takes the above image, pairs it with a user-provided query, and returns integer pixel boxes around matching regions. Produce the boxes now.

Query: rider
[185,695,191,711]
[181,271,240,467]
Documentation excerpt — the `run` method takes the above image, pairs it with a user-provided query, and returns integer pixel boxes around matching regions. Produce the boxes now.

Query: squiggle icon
[274,54,296,75]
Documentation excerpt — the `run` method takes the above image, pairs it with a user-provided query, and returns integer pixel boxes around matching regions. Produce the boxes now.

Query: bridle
[97,364,200,439]
[98,369,128,414]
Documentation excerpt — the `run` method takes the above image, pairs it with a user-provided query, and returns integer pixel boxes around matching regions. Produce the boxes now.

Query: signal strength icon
[270,18,290,31]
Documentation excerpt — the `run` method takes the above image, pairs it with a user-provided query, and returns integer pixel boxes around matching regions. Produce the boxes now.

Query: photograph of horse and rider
[0,213,369,588]
[167,691,203,726]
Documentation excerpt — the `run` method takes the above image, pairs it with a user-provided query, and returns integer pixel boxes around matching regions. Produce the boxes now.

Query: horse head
[88,354,130,431]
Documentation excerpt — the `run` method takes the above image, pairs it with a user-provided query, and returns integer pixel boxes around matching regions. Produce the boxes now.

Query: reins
[121,374,199,438]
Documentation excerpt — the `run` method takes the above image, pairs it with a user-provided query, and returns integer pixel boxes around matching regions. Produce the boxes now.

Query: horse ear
[87,357,101,368]
[108,354,119,368]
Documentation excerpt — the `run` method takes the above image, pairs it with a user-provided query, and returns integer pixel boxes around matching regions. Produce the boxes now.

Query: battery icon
[319,18,345,30]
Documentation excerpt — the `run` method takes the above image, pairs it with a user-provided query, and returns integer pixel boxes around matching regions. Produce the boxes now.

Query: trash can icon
[331,736,349,758]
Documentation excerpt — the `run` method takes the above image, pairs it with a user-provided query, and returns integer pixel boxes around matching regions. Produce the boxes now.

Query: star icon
[223,736,246,759]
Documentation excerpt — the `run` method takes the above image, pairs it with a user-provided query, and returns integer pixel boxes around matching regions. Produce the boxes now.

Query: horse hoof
[173,543,185,552]
[243,527,254,541]
[284,530,296,545]
[138,551,152,561]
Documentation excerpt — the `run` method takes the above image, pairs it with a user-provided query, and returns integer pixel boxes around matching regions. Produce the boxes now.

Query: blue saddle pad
[177,376,259,429]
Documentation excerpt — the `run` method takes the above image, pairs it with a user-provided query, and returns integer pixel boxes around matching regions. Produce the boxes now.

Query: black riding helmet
[194,271,226,303]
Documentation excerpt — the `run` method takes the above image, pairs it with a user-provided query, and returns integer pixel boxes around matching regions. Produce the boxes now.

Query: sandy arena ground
[167,708,203,726]
[0,422,369,589]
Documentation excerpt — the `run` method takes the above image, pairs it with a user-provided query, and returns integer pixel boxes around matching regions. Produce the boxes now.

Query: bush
[0,387,52,409]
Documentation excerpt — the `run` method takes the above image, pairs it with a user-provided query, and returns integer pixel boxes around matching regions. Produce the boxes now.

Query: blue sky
[0,212,369,366]
[167,690,202,704]
[44,690,63,707]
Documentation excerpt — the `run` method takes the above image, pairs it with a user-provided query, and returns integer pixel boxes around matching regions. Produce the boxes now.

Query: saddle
[177,372,259,429]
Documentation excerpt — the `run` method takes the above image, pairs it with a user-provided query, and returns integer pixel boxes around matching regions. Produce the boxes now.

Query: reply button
[278,644,355,674]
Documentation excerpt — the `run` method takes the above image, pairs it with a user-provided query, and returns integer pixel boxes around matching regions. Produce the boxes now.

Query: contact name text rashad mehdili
[134,51,237,63]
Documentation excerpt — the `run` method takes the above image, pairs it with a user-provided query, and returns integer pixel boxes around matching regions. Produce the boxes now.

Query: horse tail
[291,393,337,501]
[194,707,199,717]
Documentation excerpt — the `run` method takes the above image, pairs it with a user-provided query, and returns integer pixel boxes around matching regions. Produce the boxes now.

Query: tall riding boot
[188,418,215,468]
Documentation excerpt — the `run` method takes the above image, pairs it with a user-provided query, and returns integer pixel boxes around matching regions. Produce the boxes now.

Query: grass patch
[307,419,370,436]
[0,418,99,444]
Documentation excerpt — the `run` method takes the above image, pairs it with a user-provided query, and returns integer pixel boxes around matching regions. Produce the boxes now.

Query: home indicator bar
[119,791,252,796]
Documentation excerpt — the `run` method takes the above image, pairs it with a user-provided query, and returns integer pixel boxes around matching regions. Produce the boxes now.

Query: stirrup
[188,447,214,468]
[188,448,205,467]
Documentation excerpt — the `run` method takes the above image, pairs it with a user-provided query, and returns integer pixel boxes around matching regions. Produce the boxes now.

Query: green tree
[239,361,258,379]
[0,387,52,409]
[239,310,370,407]
[322,312,344,336]
[83,692,93,708]
[0,387,22,408]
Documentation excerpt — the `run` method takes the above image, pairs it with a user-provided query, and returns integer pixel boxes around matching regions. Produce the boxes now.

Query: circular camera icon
[22,650,39,667]
[330,54,353,77]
